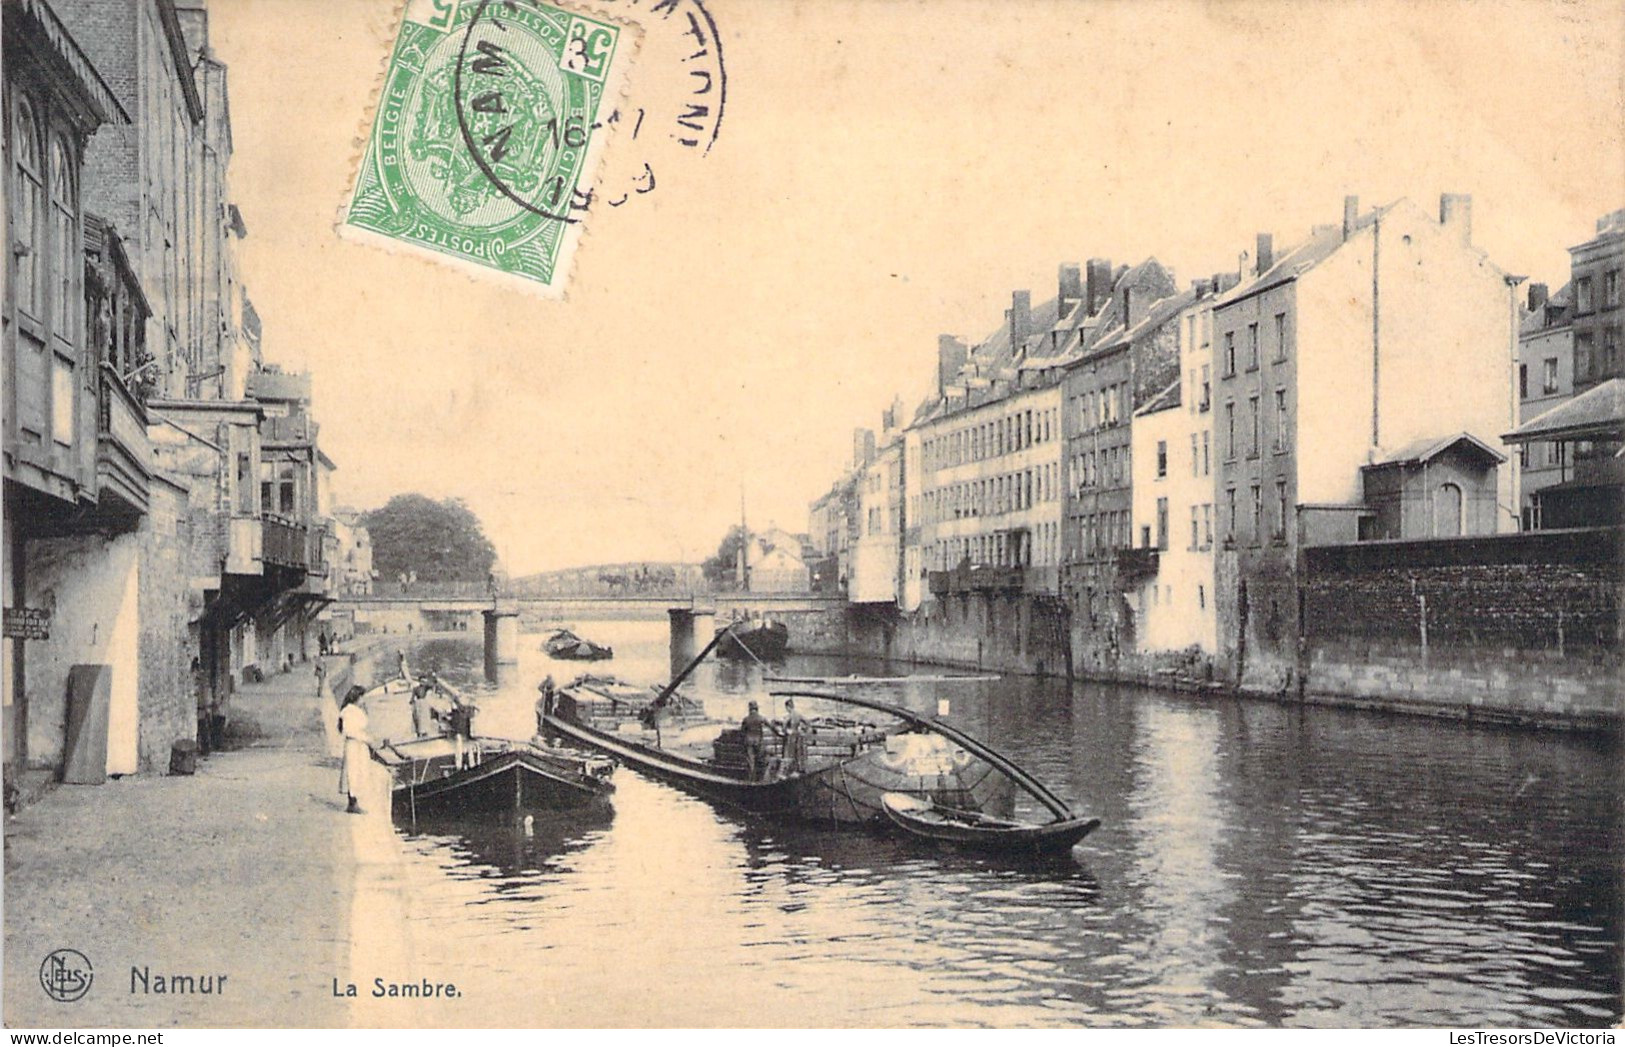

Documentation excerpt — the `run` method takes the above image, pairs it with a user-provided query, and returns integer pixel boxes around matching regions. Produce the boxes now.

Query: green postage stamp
[342,0,633,295]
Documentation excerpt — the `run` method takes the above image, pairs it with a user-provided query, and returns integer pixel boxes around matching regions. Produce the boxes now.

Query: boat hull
[543,713,1012,826]
[881,793,1100,856]
[715,622,789,661]
[387,742,615,821]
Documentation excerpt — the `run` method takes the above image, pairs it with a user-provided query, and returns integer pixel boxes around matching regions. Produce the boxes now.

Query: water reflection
[367,621,1621,1027]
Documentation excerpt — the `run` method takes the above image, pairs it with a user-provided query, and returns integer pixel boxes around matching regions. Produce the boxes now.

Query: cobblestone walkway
[3,662,368,1028]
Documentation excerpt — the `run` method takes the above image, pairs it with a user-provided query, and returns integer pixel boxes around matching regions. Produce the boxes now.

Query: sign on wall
[3,607,51,641]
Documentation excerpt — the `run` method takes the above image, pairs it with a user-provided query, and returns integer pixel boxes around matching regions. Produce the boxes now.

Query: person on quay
[410,677,436,738]
[338,685,370,814]
[396,649,408,681]
[740,700,769,781]
[535,675,557,735]
[782,697,810,776]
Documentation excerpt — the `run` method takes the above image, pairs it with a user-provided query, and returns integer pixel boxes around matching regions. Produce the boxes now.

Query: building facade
[1569,209,1624,399]
[1126,284,1223,660]
[1517,281,1574,528]
[1212,195,1518,692]
[1057,260,1182,669]
[5,0,335,786]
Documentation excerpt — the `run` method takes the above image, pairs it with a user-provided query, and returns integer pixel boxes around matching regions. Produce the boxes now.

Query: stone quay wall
[1298,528,1622,729]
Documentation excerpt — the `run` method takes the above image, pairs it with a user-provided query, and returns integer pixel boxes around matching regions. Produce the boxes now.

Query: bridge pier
[668,606,715,680]
[482,608,520,682]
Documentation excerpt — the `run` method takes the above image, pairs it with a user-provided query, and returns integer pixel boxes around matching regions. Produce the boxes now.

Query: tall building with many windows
[1211,196,1518,692]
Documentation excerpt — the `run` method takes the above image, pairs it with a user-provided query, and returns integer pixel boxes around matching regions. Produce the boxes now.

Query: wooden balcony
[262,513,309,569]
[1115,546,1160,583]
[94,365,152,521]
[929,563,1024,595]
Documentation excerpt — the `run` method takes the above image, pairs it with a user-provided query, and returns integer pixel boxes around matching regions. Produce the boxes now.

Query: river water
[363,620,1622,1028]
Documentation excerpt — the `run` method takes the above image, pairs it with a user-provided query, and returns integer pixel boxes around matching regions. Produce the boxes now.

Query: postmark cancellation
[340,0,639,296]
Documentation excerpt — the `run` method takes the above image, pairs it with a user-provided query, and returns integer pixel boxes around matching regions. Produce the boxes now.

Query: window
[1606,269,1621,309]
[1605,327,1621,376]
[1248,395,1260,457]
[1519,363,1528,400]
[1190,505,1200,550]
[1577,333,1595,381]
[1199,365,1211,411]
[1223,332,1236,376]
[1225,488,1236,539]
[1247,323,1260,370]
[1202,430,1210,475]
[1191,433,1200,477]
[13,97,42,318]
[48,136,76,340]
[51,358,74,445]
[1576,276,1594,314]
[1275,479,1288,539]
[1250,484,1262,542]
[1156,440,1167,478]
[1225,402,1236,460]
[1156,497,1169,550]
[1202,503,1213,547]
[1141,524,1152,549]
[236,452,255,514]
[1198,584,1206,610]
[1274,312,1289,361]
[1274,388,1288,452]
[1543,357,1559,394]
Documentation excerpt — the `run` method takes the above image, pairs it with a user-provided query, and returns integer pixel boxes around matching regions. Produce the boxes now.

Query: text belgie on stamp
[341,0,638,297]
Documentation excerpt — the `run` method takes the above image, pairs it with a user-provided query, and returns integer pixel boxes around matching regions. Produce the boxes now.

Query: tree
[701,525,748,586]
[360,494,497,585]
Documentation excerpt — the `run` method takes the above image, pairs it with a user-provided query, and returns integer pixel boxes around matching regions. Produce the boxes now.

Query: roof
[1368,432,1506,468]
[1502,378,1625,444]
[1134,379,1182,417]
[13,0,130,128]
[1028,258,1176,369]
[1213,202,1403,310]
[1092,287,1198,355]
[1520,282,1572,337]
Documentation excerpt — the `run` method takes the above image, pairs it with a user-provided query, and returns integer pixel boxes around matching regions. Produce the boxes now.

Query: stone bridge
[327,592,848,637]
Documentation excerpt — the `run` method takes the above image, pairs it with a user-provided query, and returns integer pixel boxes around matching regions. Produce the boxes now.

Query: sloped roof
[1029,258,1174,368]
[1369,432,1506,468]
[1093,287,1198,354]
[1520,281,1572,337]
[1214,202,1401,309]
[1503,378,1625,443]
[1135,379,1182,417]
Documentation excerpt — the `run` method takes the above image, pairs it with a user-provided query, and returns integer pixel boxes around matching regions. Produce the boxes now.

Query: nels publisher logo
[40,948,93,1002]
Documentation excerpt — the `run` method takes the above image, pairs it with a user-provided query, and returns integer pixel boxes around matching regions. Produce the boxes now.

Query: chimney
[936,334,966,395]
[1255,232,1274,274]
[853,428,876,468]
[1440,192,1472,244]
[1085,258,1113,316]
[1009,290,1032,349]
[1527,282,1549,313]
[1343,195,1359,240]
[1120,284,1146,331]
[1058,263,1082,319]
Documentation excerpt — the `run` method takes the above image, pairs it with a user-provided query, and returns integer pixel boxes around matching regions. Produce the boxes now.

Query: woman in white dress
[337,685,370,814]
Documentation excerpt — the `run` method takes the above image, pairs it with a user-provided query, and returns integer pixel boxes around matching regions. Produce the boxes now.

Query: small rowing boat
[545,628,614,661]
[881,792,1101,856]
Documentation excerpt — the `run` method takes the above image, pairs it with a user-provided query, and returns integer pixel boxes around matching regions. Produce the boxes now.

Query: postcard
[3,0,1621,1033]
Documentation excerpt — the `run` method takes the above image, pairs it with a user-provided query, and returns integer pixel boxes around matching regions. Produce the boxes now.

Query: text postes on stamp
[342,0,632,295]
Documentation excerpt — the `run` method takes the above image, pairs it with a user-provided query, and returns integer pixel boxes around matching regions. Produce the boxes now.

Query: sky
[208,0,1625,576]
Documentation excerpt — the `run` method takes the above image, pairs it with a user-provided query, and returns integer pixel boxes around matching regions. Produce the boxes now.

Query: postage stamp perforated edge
[333,0,644,302]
